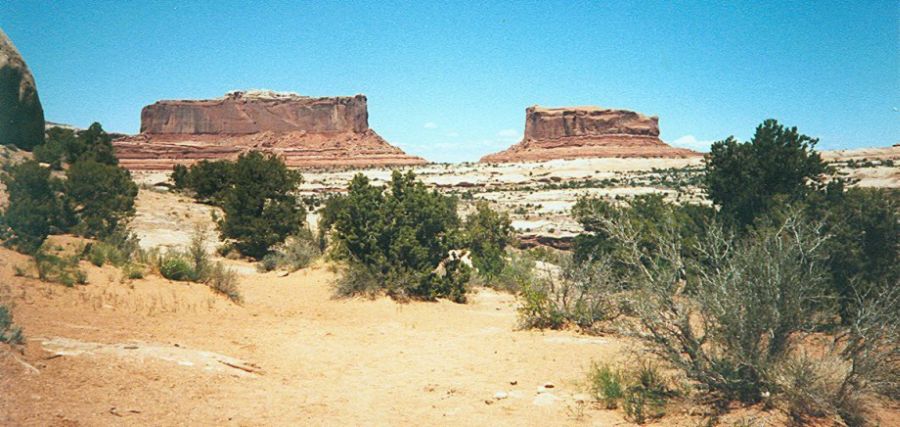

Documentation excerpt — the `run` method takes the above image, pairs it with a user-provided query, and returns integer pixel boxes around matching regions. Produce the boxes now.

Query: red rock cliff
[140,91,370,135]
[114,90,425,169]
[481,105,698,163]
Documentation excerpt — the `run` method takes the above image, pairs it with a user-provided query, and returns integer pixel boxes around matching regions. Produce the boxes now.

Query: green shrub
[464,201,512,279]
[256,228,320,272]
[0,305,24,345]
[207,262,242,303]
[187,230,211,282]
[588,363,624,409]
[33,133,66,169]
[516,254,623,333]
[517,278,565,330]
[622,363,670,424]
[180,160,233,203]
[88,244,106,266]
[216,152,305,259]
[149,234,241,304]
[257,254,279,273]
[159,255,193,281]
[33,244,84,286]
[151,229,210,282]
[316,193,348,252]
[424,254,470,303]
[83,235,135,269]
[36,124,117,169]
[43,127,80,164]
[122,262,144,280]
[586,362,672,424]
[1,160,62,253]
[171,164,189,189]
[328,171,464,302]
[805,185,899,322]
[71,122,118,166]
[704,119,827,229]
[64,159,138,239]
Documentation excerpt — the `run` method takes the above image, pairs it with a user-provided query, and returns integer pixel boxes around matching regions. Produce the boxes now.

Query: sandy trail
[0,254,635,426]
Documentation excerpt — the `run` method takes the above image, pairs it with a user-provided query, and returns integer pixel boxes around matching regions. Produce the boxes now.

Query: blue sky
[2,1,897,162]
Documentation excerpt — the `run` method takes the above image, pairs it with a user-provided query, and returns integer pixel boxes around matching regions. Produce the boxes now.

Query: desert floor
[1,248,648,426]
[1,149,898,426]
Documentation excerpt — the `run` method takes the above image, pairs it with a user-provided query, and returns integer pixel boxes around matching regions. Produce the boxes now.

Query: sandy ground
[130,190,221,251]
[0,249,650,426]
[4,249,896,426]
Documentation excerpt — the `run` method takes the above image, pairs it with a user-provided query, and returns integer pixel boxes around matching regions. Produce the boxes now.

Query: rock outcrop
[480,105,698,163]
[0,28,45,150]
[114,90,425,169]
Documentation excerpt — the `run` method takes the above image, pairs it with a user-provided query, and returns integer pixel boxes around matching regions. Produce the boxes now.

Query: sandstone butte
[480,105,700,163]
[113,90,426,169]
[0,28,45,150]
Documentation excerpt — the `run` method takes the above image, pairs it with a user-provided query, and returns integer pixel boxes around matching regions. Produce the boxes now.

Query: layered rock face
[0,28,45,150]
[114,90,425,169]
[480,105,698,163]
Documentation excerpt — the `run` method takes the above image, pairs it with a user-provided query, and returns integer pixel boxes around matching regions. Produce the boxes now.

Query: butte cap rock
[113,90,426,169]
[480,105,699,163]
[0,28,45,150]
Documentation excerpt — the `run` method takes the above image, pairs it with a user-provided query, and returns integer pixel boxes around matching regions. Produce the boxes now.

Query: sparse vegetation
[257,228,321,272]
[84,241,129,267]
[586,362,674,424]
[487,249,536,293]
[34,244,86,287]
[517,254,624,333]
[149,229,242,303]
[588,362,625,409]
[565,200,898,425]
[515,120,900,425]
[0,304,24,345]
[207,261,242,303]
[155,230,211,282]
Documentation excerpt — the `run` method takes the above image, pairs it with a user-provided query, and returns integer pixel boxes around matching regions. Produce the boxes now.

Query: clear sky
[2,1,897,162]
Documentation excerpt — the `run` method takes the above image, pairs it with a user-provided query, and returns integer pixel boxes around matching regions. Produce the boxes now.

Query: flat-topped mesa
[525,105,660,141]
[115,90,426,169]
[480,105,699,163]
[140,91,369,135]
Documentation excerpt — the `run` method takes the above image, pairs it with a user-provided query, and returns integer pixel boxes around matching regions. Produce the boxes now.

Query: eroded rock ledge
[480,105,699,163]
